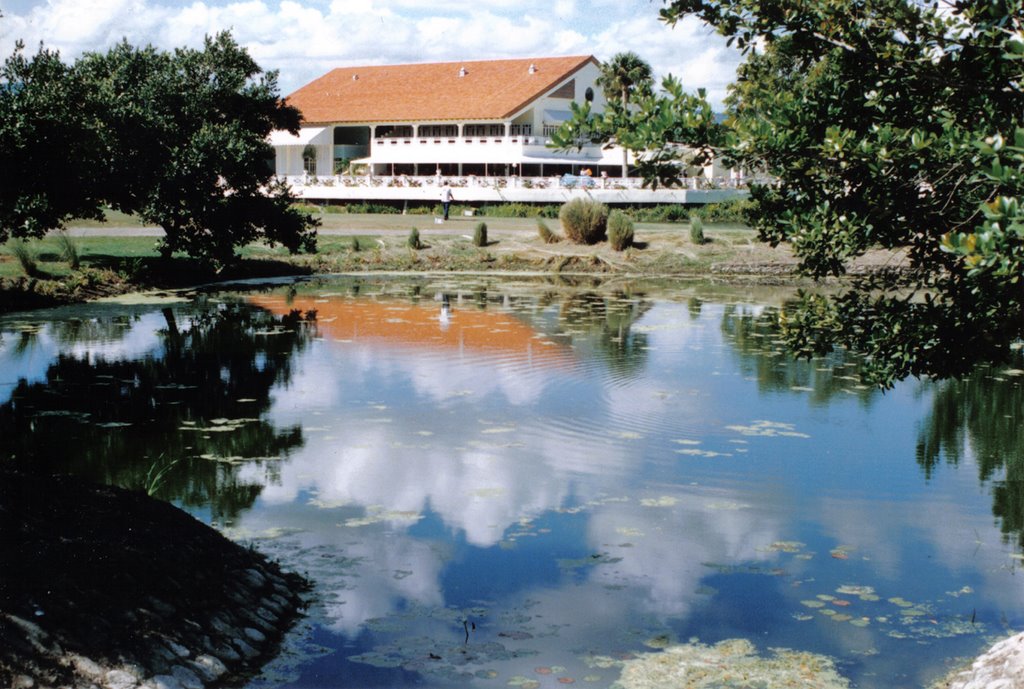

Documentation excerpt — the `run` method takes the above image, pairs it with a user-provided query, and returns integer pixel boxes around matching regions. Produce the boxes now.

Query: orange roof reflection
[249,294,576,369]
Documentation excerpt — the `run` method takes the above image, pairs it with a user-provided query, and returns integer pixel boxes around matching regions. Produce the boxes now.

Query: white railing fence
[281,173,760,191]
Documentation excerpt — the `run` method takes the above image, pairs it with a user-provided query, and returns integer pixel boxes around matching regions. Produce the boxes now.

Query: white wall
[518,61,607,134]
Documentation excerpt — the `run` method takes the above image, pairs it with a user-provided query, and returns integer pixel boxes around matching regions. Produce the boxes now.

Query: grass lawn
[2,213,907,314]
[0,214,770,282]
[0,236,165,280]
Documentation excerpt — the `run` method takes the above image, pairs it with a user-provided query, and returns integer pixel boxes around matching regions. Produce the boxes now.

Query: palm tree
[596,52,654,178]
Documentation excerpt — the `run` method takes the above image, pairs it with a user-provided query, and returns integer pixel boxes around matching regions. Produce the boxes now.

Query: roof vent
[458,66,467,77]
[352,74,359,81]
[528,64,537,74]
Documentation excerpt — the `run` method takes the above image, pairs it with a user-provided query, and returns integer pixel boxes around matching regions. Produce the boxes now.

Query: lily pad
[768,541,806,553]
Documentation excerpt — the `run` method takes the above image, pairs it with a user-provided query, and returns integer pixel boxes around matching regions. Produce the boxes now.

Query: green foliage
[607,211,634,251]
[406,204,441,215]
[0,43,108,240]
[607,201,752,224]
[537,219,561,243]
[627,205,691,223]
[351,236,361,253]
[347,202,401,214]
[595,52,656,177]
[597,52,654,108]
[689,214,706,245]
[693,199,755,223]
[559,198,609,245]
[56,231,80,269]
[407,227,422,250]
[550,72,723,189]
[595,0,1024,385]
[941,129,1024,280]
[143,456,181,497]
[473,222,488,247]
[479,203,560,218]
[0,32,318,266]
[10,241,38,277]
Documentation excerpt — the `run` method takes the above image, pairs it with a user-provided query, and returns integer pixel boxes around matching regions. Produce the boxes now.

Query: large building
[270,55,747,206]
[272,55,625,179]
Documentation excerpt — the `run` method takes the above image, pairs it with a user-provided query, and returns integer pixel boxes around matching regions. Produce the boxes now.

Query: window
[302,144,317,175]
[550,79,575,99]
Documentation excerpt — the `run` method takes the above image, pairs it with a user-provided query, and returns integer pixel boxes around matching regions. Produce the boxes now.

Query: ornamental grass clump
[559,198,608,245]
[408,228,422,250]
[56,231,80,269]
[537,219,561,243]
[607,210,634,251]
[689,213,707,245]
[473,222,488,247]
[11,241,38,277]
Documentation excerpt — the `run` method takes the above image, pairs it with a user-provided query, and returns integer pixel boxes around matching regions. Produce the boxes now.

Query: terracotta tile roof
[285,55,598,125]
[247,294,576,369]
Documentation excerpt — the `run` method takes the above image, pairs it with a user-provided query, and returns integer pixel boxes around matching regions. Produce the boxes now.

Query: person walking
[441,183,454,221]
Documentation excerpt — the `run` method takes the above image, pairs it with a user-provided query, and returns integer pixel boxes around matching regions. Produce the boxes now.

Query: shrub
[351,236,361,252]
[473,222,488,247]
[559,198,608,245]
[695,199,755,223]
[657,205,691,223]
[616,205,691,223]
[537,219,561,243]
[56,231,80,269]
[607,211,634,251]
[480,203,561,218]
[11,241,39,277]
[689,213,707,245]
[290,203,318,216]
[347,202,400,214]
[408,227,422,250]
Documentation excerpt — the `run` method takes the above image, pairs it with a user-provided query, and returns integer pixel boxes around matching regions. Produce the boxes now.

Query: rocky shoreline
[0,472,310,689]
[935,632,1024,689]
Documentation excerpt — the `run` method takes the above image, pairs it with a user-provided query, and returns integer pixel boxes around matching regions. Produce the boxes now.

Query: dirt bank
[0,472,309,689]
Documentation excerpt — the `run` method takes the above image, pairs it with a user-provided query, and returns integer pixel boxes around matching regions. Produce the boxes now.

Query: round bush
[559,198,609,245]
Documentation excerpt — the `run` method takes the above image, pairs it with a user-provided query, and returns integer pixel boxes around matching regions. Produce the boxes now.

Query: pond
[1,275,1023,689]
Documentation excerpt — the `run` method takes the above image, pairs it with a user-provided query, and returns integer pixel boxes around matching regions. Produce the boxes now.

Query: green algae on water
[611,638,850,689]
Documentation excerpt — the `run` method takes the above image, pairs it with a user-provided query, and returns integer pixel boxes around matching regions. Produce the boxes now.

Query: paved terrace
[281,174,754,205]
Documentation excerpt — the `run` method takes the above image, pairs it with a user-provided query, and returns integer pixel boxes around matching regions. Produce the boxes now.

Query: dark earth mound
[0,471,309,689]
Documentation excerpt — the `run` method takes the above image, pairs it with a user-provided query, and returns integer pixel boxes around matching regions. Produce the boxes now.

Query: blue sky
[0,0,741,106]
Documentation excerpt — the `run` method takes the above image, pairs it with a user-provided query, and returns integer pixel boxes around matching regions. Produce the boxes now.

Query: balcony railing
[281,173,758,191]
[373,134,549,147]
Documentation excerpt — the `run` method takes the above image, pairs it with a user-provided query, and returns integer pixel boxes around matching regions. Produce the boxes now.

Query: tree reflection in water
[718,297,1024,545]
[719,300,877,406]
[0,299,317,522]
[556,291,651,378]
[916,360,1024,545]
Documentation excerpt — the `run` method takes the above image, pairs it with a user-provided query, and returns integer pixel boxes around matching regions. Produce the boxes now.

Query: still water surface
[1,276,1023,688]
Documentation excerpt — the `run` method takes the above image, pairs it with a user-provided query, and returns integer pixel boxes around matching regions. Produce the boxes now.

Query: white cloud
[0,0,742,106]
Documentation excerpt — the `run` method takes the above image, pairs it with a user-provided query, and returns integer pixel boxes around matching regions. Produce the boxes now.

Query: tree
[0,31,317,266]
[595,52,654,177]
[551,72,722,190]
[567,0,1024,386]
[73,33,317,266]
[0,42,108,241]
